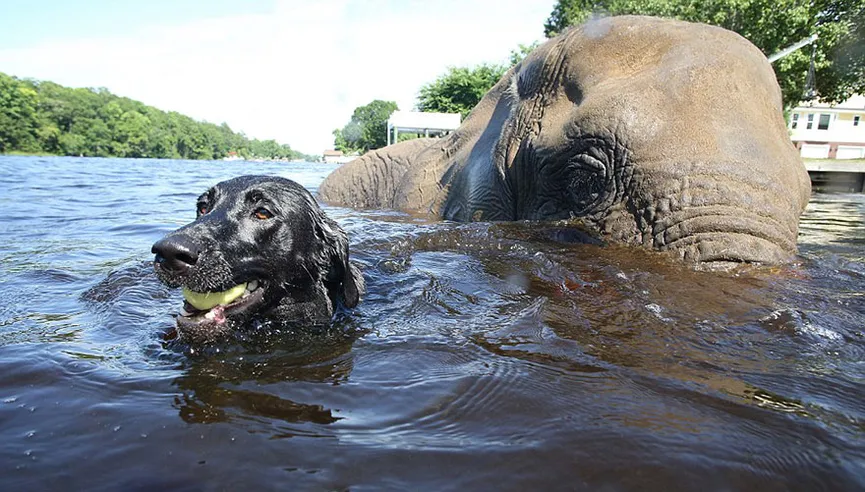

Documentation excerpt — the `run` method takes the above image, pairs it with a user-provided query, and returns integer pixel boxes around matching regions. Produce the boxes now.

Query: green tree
[543,0,865,105]
[0,73,40,152]
[0,70,312,160]
[332,129,351,153]
[416,64,507,119]
[333,99,398,153]
[509,42,541,65]
[113,110,151,157]
[411,43,541,124]
[58,133,86,156]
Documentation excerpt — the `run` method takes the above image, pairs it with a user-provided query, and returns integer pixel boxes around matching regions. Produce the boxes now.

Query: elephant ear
[318,216,364,308]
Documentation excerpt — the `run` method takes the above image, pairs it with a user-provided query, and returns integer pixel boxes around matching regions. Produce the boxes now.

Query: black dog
[151,175,363,344]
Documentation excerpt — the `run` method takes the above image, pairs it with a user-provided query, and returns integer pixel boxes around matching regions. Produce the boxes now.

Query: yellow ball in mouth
[182,283,248,311]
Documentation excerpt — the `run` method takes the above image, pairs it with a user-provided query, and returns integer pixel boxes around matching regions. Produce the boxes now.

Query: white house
[322,150,356,164]
[789,94,865,159]
[386,111,461,146]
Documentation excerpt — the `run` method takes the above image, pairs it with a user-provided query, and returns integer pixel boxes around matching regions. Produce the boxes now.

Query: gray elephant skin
[320,16,811,264]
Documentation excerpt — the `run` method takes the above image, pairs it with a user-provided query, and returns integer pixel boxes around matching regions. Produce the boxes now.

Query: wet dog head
[151,175,362,344]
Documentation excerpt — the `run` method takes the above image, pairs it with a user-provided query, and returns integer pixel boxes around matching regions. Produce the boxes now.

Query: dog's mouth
[176,280,266,330]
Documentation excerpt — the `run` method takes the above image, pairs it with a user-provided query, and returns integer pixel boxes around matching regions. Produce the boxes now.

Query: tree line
[331,46,536,155]
[334,0,863,154]
[0,71,314,161]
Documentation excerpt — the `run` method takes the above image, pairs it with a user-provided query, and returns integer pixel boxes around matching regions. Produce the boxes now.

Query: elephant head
[320,16,811,265]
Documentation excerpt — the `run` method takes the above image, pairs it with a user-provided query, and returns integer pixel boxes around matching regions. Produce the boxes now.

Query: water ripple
[1,156,865,489]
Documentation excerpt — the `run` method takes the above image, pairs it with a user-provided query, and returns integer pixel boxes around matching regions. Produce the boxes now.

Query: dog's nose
[152,235,200,273]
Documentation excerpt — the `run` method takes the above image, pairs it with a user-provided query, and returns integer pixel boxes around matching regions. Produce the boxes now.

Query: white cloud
[0,0,554,154]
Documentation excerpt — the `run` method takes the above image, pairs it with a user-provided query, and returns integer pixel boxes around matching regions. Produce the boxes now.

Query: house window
[791,113,799,129]
[855,115,861,127]
[806,114,814,129]
[818,114,831,130]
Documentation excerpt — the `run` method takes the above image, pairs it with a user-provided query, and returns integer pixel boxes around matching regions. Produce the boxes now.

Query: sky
[0,0,556,155]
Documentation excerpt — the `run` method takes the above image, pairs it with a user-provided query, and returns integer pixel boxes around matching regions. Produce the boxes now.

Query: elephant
[319,15,811,265]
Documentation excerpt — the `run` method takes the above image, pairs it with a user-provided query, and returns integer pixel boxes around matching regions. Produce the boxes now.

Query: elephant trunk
[626,159,811,265]
[651,204,799,264]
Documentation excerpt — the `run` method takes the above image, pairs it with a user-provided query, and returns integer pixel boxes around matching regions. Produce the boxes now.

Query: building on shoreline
[789,95,864,160]
[386,111,461,146]
[323,149,357,164]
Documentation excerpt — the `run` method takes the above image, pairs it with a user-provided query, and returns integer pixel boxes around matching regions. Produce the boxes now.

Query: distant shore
[0,153,325,163]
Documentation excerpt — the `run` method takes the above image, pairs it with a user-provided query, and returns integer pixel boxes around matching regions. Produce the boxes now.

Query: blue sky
[0,0,274,48]
[0,0,555,154]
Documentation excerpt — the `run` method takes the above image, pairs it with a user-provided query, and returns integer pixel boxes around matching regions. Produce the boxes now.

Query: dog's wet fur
[152,175,363,345]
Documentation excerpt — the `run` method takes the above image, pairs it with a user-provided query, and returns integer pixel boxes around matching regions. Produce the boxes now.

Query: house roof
[387,111,461,132]
[794,94,865,112]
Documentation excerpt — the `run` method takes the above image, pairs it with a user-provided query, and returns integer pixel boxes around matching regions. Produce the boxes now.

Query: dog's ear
[319,216,364,308]
[340,262,363,308]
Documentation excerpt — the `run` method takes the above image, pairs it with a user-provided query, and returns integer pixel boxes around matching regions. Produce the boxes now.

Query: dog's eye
[254,207,273,220]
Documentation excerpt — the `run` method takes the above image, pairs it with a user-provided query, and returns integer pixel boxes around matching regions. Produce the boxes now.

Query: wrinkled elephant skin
[320,16,811,264]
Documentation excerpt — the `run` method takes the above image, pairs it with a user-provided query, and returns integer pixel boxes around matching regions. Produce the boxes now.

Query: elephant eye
[197,204,209,215]
[254,207,273,220]
[566,152,610,215]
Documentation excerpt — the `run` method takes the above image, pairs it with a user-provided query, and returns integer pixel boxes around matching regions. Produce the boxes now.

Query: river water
[1,156,863,490]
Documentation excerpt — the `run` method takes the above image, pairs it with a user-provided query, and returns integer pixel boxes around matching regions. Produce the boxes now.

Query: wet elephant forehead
[554,19,680,88]
[529,19,781,154]
[548,33,792,180]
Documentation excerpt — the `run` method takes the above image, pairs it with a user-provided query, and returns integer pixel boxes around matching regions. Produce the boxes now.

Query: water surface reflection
[0,157,863,490]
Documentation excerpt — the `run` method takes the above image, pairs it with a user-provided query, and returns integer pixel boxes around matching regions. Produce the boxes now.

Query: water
[1,156,864,490]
